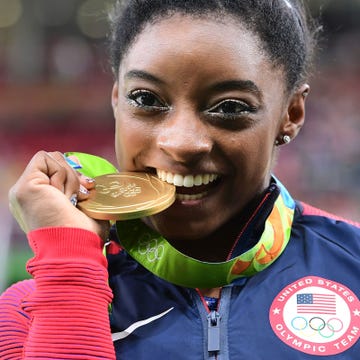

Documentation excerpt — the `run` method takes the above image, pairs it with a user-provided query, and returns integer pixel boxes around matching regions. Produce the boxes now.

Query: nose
[156,110,213,164]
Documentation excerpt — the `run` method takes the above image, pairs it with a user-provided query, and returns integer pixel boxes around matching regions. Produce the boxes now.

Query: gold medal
[78,173,176,220]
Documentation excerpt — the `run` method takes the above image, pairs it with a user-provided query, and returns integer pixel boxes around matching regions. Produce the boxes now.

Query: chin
[145,211,219,241]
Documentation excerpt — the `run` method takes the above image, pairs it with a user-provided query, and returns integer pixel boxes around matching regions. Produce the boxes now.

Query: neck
[167,194,264,262]
[167,219,243,262]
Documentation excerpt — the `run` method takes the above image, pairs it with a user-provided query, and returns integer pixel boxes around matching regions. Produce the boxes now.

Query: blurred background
[0,0,359,292]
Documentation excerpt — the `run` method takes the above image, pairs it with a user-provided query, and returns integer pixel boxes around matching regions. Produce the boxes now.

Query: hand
[9,151,109,240]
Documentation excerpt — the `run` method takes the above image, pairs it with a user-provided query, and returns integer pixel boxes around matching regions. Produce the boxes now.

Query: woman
[1,0,359,359]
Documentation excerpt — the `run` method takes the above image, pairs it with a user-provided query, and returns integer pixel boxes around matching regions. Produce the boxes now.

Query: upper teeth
[157,170,218,187]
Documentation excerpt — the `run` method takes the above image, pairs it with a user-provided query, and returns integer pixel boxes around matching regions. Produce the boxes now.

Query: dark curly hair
[107,0,319,92]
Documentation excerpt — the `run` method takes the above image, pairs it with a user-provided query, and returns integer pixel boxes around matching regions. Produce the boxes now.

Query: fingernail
[79,185,90,195]
[85,177,95,183]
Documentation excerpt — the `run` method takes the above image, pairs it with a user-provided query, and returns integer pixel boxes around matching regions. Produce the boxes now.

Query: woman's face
[112,15,292,240]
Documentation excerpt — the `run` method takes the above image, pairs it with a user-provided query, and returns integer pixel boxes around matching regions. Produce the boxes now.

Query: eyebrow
[124,70,165,85]
[124,70,262,99]
[211,80,262,98]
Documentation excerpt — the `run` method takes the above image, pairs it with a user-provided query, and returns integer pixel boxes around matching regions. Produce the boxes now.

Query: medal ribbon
[116,184,295,288]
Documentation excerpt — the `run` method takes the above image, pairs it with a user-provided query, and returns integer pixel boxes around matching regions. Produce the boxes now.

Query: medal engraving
[97,181,142,198]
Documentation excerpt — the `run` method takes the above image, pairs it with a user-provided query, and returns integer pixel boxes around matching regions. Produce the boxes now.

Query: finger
[51,153,94,202]
[77,184,91,202]
[47,151,80,199]
[79,173,96,190]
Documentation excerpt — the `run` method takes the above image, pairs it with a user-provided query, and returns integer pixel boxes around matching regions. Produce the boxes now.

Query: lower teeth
[176,192,207,201]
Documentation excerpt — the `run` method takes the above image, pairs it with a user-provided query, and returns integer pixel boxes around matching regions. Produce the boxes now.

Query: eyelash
[127,90,168,111]
[206,99,257,117]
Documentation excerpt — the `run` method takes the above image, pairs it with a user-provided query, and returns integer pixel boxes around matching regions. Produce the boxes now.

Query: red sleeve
[0,279,34,359]
[0,227,115,359]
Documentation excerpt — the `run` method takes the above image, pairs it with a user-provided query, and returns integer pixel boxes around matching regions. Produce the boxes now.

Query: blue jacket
[107,182,360,359]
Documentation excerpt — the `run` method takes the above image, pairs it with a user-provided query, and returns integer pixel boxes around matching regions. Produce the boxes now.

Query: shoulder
[293,201,360,252]
[0,278,35,319]
[0,279,35,357]
[299,202,360,229]
[1,278,35,305]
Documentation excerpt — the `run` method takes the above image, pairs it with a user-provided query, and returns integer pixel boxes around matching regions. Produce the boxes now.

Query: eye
[127,90,167,110]
[207,99,256,115]
[205,99,259,130]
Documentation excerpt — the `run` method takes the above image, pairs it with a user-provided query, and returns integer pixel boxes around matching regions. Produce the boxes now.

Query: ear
[111,81,119,116]
[276,84,310,145]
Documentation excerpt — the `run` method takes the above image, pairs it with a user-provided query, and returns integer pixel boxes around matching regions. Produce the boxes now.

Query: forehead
[121,14,263,65]
[119,14,285,92]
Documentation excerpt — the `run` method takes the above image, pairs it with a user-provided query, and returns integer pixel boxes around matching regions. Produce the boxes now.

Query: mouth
[156,169,220,201]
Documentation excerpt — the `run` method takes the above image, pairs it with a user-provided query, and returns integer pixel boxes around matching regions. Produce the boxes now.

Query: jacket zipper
[196,289,223,359]
[207,309,221,353]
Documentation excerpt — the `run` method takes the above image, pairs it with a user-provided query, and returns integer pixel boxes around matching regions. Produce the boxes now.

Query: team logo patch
[269,276,360,356]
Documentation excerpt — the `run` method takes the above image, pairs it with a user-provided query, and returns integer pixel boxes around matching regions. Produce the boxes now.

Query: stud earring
[275,135,291,146]
[302,89,309,98]
[283,135,291,144]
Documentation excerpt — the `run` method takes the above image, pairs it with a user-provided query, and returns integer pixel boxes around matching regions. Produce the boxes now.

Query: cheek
[114,117,151,169]
[225,128,275,179]
[245,132,276,181]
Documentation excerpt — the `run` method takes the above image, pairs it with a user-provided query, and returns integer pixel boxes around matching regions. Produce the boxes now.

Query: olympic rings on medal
[138,234,164,262]
[290,316,344,339]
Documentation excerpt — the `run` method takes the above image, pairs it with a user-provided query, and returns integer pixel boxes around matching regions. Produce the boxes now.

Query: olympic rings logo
[138,235,164,262]
[291,316,344,339]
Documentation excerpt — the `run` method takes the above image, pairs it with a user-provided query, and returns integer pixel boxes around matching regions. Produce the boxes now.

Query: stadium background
[0,0,359,291]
